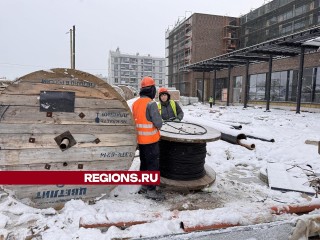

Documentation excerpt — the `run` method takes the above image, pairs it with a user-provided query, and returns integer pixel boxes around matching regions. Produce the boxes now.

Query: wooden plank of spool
[0,94,125,109]
[0,133,136,149]
[0,145,135,166]
[0,68,137,209]
[0,105,133,125]
[0,123,135,134]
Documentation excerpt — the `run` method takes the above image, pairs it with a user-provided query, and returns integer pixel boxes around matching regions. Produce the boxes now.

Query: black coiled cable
[159,140,207,181]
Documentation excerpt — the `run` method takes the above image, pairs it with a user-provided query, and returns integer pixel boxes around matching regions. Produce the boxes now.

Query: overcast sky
[0,0,267,80]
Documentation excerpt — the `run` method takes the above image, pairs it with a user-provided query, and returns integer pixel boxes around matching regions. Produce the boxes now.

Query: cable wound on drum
[159,140,207,180]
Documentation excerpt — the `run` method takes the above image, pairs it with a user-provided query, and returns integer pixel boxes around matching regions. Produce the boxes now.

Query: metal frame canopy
[180,25,320,114]
[181,25,320,72]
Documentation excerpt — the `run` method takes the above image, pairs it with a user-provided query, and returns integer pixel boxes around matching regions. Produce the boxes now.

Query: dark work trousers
[139,141,160,191]
[210,103,213,108]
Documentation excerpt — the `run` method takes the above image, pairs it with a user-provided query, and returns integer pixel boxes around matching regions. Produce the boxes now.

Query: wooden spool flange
[0,68,137,209]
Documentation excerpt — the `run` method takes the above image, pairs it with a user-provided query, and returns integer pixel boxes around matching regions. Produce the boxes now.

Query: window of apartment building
[288,70,298,101]
[293,18,306,31]
[120,64,129,70]
[214,78,228,101]
[281,10,293,22]
[114,64,119,70]
[144,66,152,72]
[129,65,137,70]
[270,71,287,101]
[144,59,152,65]
[310,1,315,10]
[130,72,137,77]
[130,58,137,64]
[114,57,118,63]
[196,79,204,101]
[281,22,293,34]
[233,76,243,103]
[269,16,277,25]
[159,80,163,85]
[249,74,266,100]
[130,78,137,84]
[121,71,129,77]
[114,78,118,83]
[315,67,320,103]
[121,57,129,63]
[301,68,314,102]
[295,4,307,17]
[309,14,313,25]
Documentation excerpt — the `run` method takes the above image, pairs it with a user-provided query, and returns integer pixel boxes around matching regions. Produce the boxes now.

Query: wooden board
[0,123,135,134]
[0,94,125,108]
[267,163,315,195]
[0,146,135,166]
[0,68,137,209]
[10,185,115,210]
[0,133,136,149]
[0,105,133,125]
[160,121,220,143]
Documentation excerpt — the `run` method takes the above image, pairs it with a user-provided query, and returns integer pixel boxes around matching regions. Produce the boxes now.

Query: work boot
[145,189,165,201]
[138,185,148,194]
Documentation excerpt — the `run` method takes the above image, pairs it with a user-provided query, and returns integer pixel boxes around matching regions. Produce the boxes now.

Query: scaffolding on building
[223,17,240,53]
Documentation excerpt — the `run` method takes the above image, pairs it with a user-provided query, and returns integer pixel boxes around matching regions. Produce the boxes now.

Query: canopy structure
[181,25,320,113]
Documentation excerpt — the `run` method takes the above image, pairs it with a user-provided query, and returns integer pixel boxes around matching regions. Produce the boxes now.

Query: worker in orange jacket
[132,76,164,200]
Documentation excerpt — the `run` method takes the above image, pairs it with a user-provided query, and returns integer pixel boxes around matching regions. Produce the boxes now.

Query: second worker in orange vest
[132,76,164,201]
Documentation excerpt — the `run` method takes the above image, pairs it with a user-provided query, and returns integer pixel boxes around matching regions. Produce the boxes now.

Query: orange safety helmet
[140,76,155,88]
[158,87,168,95]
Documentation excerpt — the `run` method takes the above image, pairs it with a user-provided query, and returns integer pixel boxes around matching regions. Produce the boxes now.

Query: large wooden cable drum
[0,68,137,209]
[159,121,220,191]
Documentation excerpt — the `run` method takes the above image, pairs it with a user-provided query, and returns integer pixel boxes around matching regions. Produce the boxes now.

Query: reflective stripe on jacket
[158,100,177,117]
[132,98,160,144]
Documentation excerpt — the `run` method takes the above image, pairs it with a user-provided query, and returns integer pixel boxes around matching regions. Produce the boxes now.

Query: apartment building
[108,48,166,90]
[166,13,239,97]
[240,0,320,48]
[169,0,320,109]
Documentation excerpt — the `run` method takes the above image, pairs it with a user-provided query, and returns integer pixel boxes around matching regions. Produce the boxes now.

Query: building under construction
[167,0,320,110]
[165,13,239,98]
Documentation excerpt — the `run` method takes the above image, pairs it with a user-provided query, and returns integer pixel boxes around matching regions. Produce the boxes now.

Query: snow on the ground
[0,103,320,239]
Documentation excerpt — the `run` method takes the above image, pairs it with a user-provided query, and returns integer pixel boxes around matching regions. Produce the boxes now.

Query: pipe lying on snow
[237,139,255,150]
[305,140,320,155]
[304,140,320,154]
[246,134,275,143]
[220,132,246,144]
[305,140,319,146]
[220,132,255,150]
[271,202,320,215]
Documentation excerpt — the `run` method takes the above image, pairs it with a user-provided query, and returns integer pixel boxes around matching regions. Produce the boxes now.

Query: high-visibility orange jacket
[132,97,160,144]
